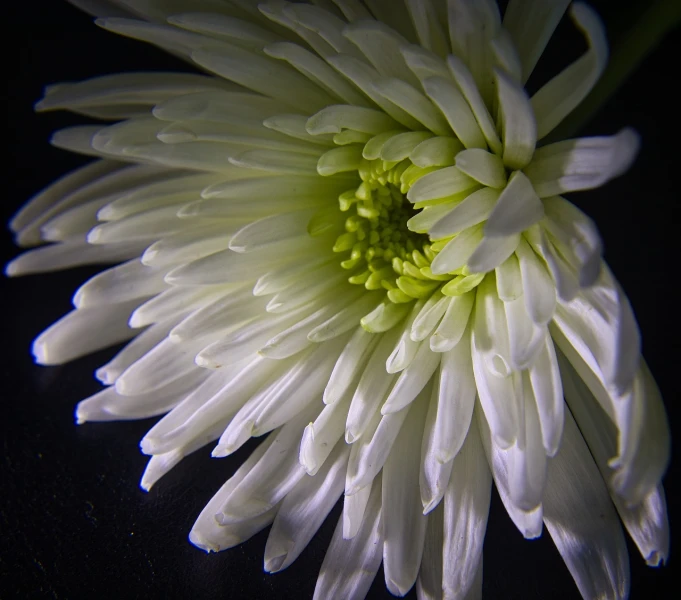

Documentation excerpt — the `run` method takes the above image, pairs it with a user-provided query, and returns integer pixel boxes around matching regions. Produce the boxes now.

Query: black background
[1,2,678,599]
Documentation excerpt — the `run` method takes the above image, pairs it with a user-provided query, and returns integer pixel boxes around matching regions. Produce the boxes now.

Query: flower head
[8,1,670,599]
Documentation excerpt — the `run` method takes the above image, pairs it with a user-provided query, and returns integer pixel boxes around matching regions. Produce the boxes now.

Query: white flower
[7,1,670,599]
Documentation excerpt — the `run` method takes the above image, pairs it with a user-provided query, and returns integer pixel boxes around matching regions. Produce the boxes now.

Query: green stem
[544,0,681,143]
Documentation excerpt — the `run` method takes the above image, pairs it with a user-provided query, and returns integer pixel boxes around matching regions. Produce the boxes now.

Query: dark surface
[1,2,678,599]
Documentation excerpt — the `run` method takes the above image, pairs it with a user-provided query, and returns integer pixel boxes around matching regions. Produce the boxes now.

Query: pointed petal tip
[421,496,441,516]
[264,542,293,573]
[264,554,287,574]
[645,550,667,567]
[139,438,155,456]
[5,259,21,277]
[211,445,231,458]
[386,576,414,597]
[610,127,641,179]
[31,338,49,366]
[74,405,88,425]
[188,528,220,553]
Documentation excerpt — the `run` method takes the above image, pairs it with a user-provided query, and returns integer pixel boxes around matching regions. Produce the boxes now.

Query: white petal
[189,434,279,553]
[407,166,477,204]
[484,171,544,237]
[411,291,449,342]
[526,225,580,302]
[374,77,451,136]
[446,0,500,105]
[300,389,352,476]
[381,131,434,162]
[503,0,571,82]
[73,259,167,308]
[196,309,301,369]
[421,76,486,149]
[476,406,543,539]
[308,292,383,342]
[191,45,334,114]
[433,331,476,463]
[529,337,564,456]
[307,104,399,135]
[6,239,146,276]
[144,357,270,456]
[455,149,506,189]
[263,113,335,145]
[467,233,520,274]
[507,372,548,512]
[471,330,516,449]
[382,386,429,596]
[515,236,556,324]
[342,19,418,84]
[495,69,536,170]
[345,328,401,442]
[313,474,383,600]
[327,54,422,129]
[542,408,630,600]
[165,243,300,286]
[114,336,205,397]
[41,195,112,242]
[443,421,492,600]
[95,317,176,384]
[324,327,381,405]
[495,253,522,302]
[416,502,444,600]
[265,443,349,573]
[130,285,228,328]
[410,136,462,168]
[141,224,234,268]
[169,12,283,52]
[430,224,483,275]
[345,404,410,495]
[170,290,266,343]
[531,3,608,139]
[429,187,499,240]
[87,205,192,245]
[317,145,364,175]
[504,296,546,371]
[404,0,449,57]
[216,402,319,523]
[33,301,137,365]
[360,299,412,333]
[420,380,455,514]
[525,129,640,197]
[382,339,441,414]
[264,41,371,106]
[11,159,119,242]
[226,148,320,175]
[542,196,603,288]
[140,415,225,491]
[401,43,451,81]
[609,364,671,506]
[153,90,289,124]
[75,373,200,423]
[554,268,640,396]
[430,293,474,353]
[252,340,345,436]
[559,353,669,566]
[342,481,373,540]
[446,54,502,155]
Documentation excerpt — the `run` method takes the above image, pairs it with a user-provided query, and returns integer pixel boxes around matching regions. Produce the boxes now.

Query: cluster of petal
[8,1,670,599]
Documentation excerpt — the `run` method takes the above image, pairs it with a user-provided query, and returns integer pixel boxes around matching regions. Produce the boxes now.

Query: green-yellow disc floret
[332,156,484,305]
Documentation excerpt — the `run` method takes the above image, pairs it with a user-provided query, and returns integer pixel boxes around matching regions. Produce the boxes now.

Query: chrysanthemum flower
[8,0,671,598]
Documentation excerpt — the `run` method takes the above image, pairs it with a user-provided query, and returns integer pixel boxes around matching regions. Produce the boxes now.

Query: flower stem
[545,0,681,143]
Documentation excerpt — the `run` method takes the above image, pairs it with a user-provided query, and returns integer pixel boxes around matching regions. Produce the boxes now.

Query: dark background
[1,2,678,599]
